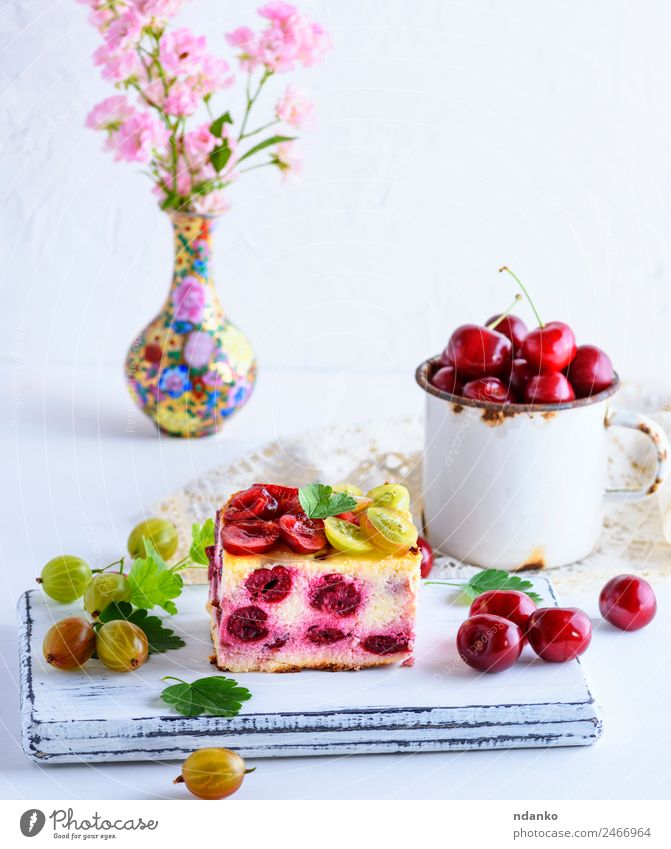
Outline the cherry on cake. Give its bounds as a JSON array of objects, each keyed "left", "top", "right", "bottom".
[{"left": 207, "top": 482, "right": 421, "bottom": 672}]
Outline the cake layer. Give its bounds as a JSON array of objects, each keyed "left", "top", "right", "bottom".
[
  {"left": 209, "top": 549, "right": 419, "bottom": 672},
  {"left": 208, "top": 485, "right": 422, "bottom": 673}
]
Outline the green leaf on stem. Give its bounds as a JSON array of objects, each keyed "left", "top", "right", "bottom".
[
  {"left": 209, "top": 140, "right": 232, "bottom": 173},
  {"left": 210, "top": 112, "right": 233, "bottom": 138},
  {"left": 237, "top": 134, "right": 295, "bottom": 165},
  {"left": 189, "top": 519, "right": 215, "bottom": 566},
  {"left": 127, "top": 540, "right": 183, "bottom": 614}
]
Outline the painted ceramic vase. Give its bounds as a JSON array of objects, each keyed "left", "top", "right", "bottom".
[{"left": 125, "top": 212, "right": 256, "bottom": 437}]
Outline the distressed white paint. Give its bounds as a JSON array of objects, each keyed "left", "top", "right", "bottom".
[
  {"left": 419, "top": 366, "right": 669, "bottom": 570},
  {"left": 19, "top": 577, "right": 601, "bottom": 764}
]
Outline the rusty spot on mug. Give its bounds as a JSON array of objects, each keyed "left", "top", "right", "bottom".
[
  {"left": 637, "top": 420, "right": 660, "bottom": 443},
  {"left": 451, "top": 402, "right": 464, "bottom": 414},
  {"left": 647, "top": 477, "right": 664, "bottom": 495},
  {"left": 513, "top": 547, "right": 546, "bottom": 572},
  {"left": 541, "top": 411, "right": 557, "bottom": 421}
]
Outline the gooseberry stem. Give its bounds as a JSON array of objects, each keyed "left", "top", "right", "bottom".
[
  {"left": 487, "top": 293, "right": 522, "bottom": 330},
  {"left": 92, "top": 556, "right": 125, "bottom": 575},
  {"left": 499, "top": 266, "right": 544, "bottom": 328}
]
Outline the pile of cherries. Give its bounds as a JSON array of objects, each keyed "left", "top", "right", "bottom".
[
  {"left": 430, "top": 267, "right": 615, "bottom": 404},
  {"left": 455, "top": 573, "right": 657, "bottom": 673},
  {"left": 221, "top": 484, "right": 328, "bottom": 556}
]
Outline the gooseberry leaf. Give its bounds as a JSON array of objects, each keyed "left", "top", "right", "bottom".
[
  {"left": 298, "top": 484, "right": 357, "bottom": 520},
  {"left": 127, "top": 548, "right": 183, "bottom": 614},
  {"left": 463, "top": 569, "right": 543, "bottom": 604},
  {"left": 161, "top": 676, "right": 252, "bottom": 717},
  {"left": 97, "top": 602, "right": 186, "bottom": 654},
  {"left": 189, "top": 519, "right": 215, "bottom": 566}
]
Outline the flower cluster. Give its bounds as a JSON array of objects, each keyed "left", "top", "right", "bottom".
[{"left": 81, "top": 1, "right": 330, "bottom": 214}]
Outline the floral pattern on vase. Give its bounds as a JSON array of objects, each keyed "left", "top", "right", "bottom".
[{"left": 125, "top": 212, "right": 255, "bottom": 437}]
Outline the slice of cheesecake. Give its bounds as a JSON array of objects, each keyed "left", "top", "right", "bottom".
[{"left": 207, "top": 483, "right": 421, "bottom": 673}]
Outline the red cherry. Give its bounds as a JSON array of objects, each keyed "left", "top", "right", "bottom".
[
  {"left": 261, "top": 484, "right": 300, "bottom": 514},
  {"left": 336, "top": 511, "right": 359, "bottom": 525},
  {"left": 564, "top": 345, "right": 614, "bottom": 398},
  {"left": 457, "top": 614, "right": 524, "bottom": 673},
  {"left": 417, "top": 536, "right": 435, "bottom": 578},
  {"left": 522, "top": 321, "right": 577, "bottom": 372},
  {"left": 469, "top": 590, "right": 537, "bottom": 635},
  {"left": 508, "top": 358, "right": 537, "bottom": 399},
  {"left": 485, "top": 313, "right": 528, "bottom": 351},
  {"left": 306, "top": 625, "right": 347, "bottom": 645},
  {"left": 462, "top": 377, "right": 509, "bottom": 403},
  {"left": 225, "top": 485, "right": 279, "bottom": 521},
  {"left": 443, "top": 325, "right": 513, "bottom": 378},
  {"left": 361, "top": 634, "right": 411, "bottom": 655},
  {"left": 310, "top": 574, "right": 362, "bottom": 617},
  {"left": 527, "top": 607, "right": 592, "bottom": 662},
  {"left": 226, "top": 605, "right": 269, "bottom": 642},
  {"left": 599, "top": 574, "right": 656, "bottom": 631},
  {"left": 524, "top": 372, "right": 575, "bottom": 404},
  {"left": 278, "top": 514, "right": 327, "bottom": 554},
  {"left": 431, "top": 365, "right": 463, "bottom": 395},
  {"left": 221, "top": 519, "right": 280, "bottom": 555},
  {"left": 245, "top": 565, "right": 293, "bottom": 603}
]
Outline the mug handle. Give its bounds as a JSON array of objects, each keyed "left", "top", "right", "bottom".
[{"left": 605, "top": 408, "right": 670, "bottom": 503}]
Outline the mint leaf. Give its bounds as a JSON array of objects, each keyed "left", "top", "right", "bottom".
[
  {"left": 189, "top": 518, "right": 215, "bottom": 566},
  {"left": 161, "top": 676, "right": 252, "bottom": 718},
  {"left": 127, "top": 550, "right": 183, "bottom": 614},
  {"left": 237, "top": 134, "right": 295, "bottom": 165},
  {"left": 98, "top": 602, "right": 186, "bottom": 654},
  {"left": 298, "top": 484, "right": 357, "bottom": 520}
]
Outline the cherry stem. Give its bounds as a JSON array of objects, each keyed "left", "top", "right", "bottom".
[
  {"left": 499, "top": 266, "right": 544, "bottom": 328},
  {"left": 486, "top": 294, "right": 522, "bottom": 330}
]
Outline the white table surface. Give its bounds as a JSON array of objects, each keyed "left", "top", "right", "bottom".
[{"left": 1, "top": 363, "right": 670, "bottom": 800}]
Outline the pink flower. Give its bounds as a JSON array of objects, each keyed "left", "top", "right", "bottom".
[
  {"left": 172, "top": 277, "right": 206, "bottom": 322},
  {"left": 192, "top": 191, "right": 231, "bottom": 216},
  {"left": 274, "top": 141, "right": 301, "bottom": 180},
  {"left": 132, "top": 0, "right": 185, "bottom": 22},
  {"left": 228, "top": 4, "right": 331, "bottom": 72},
  {"left": 186, "top": 54, "right": 234, "bottom": 97},
  {"left": 183, "top": 124, "right": 217, "bottom": 162},
  {"left": 159, "top": 27, "right": 207, "bottom": 75},
  {"left": 111, "top": 112, "right": 169, "bottom": 163},
  {"left": 85, "top": 95, "right": 134, "bottom": 130},
  {"left": 183, "top": 330, "right": 217, "bottom": 368},
  {"left": 103, "top": 9, "right": 144, "bottom": 50},
  {"left": 164, "top": 82, "right": 200, "bottom": 116},
  {"left": 275, "top": 84, "right": 314, "bottom": 127},
  {"left": 225, "top": 27, "right": 258, "bottom": 71},
  {"left": 93, "top": 42, "right": 141, "bottom": 82}
]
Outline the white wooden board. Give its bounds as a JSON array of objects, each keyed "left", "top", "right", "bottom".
[{"left": 18, "top": 577, "right": 602, "bottom": 764}]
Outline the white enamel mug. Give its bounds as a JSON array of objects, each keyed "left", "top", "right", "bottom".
[{"left": 416, "top": 358, "right": 670, "bottom": 570}]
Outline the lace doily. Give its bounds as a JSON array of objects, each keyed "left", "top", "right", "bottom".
[{"left": 153, "top": 384, "right": 671, "bottom": 593}]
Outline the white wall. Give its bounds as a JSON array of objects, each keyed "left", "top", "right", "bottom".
[{"left": 2, "top": 0, "right": 671, "bottom": 382}]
